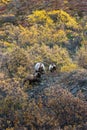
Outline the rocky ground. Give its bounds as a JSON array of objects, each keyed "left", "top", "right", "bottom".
[{"left": 24, "top": 69, "right": 87, "bottom": 101}]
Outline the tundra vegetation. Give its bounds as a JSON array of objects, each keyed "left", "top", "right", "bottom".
[{"left": 0, "top": 0, "right": 87, "bottom": 130}]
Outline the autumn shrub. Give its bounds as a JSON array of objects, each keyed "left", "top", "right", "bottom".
[
  {"left": 28, "top": 10, "right": 54, "bottom": 26},
  {"left": 1, "top": 38, "right": 79, "bottom": 75},
  {"left": 16, "top": 86, "right": 87, "bottom": 129},
  {"left": 61, "top": 63, "right": 78, "bottom": 72},
  {"left": 49, "top": 10, "right": 80, "bottom": 30},
  {"left": 0, "top": 78, "right": 28, "bottom": 129},
  {"left": 1, "top": 24, "right": 32, "bottom": 48},
  {"left": 18, "top": 24, "right": 68, "bottom": 47},
  {"left": 0, "top": 9, "right": 85, "bottom": 49},
  {"left": 28, "top": 10, "right": 80, "bottom": 30},
  {"left": 4, "top": 24, "right": 21, "bottom": 45},
  {"left": 0, "top": 2, "right": 87, "bottom": 130},
  {"left": 1, "top": 41, "right": 77, "bottom": 77},
  {"left": 48, "top": 45, "right": 78, "bottom": 72},
  {"left": 1, "top": 47, "right": 32, "bottom": 78},
  {"left": 0, "top": 80, "right": 87, "bottom": 129},
  {"left": 26, "top": 9, "right": 82, "bottom": 48},
  {"left": 1, "top": 10, "right": 82, "bottom": 50},
  {"left": 18, "top": 25, "right": 40, "bottom": 46},
  {"left": 44, "top": 85, "right": 87, "bottom": 128},
  {"left": 27, "top": 44, "right": 77, "bottom": 72},
  {"left": 77, "top": 46, "right": 87, "bottom": 69},
  {"left": 0, "top": 0, "right": 11, "bottom": 4},
  {"left": 63, "top": 123, "right": 87, "bottom": 130},
  {"left": 6, "top": 128, "right": 14, "bottom": 130}
]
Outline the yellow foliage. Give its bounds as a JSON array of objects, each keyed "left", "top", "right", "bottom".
[
  {"left": 61, "top": 63, "right": 78, "bottom": 72},
  {"left": 0, "top": 0, "right": 11, "bottom": 4},
  {"left": 28, "top": 10, "right": 54, "bottom": 26},
  {"left": 2, "top": 10, "right": 81, "bottom": 48},
  {"left": 64, "top": 0, "right": 68, "bottom": 4},
  {"left": 27, "top": 43, "right": 74, "bottom": 72},
  {"left": 81, "top": 40, "right": 87, "bottom": 45},
  {"left": 48, "top": 10, "right": 79, "bottom": 29},
  {"left": 19, "top": 24, "right": 40, "bottom": 45},
  {"left": 49, "top": 45, "right": 71, "bottom": 64},
  {"left": 6, "top": 128, "right": 14, "bottom": 130},
  {"left": 53, "top": 29, "right": 68, "bottom": 43},
  {"left": 77, "top": 46, "right": 87, "bottom": 69},
  {"left": 27, "top": 9, "right": 80, "bottom": 43},
  {"left": 4, "top": 41, "right": 13, "bottom": 47}
]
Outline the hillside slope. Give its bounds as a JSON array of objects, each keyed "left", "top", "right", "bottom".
[
  {"left": 0, "top": 0, "right": 87, "bottom": 16},
  {"left": 0, "top": 0, "right": 87, "bottom": 130}
]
